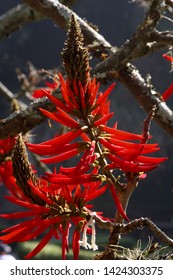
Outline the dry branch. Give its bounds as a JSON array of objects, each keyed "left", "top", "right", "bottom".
[
  {"left": 0, "top": 4, "right": 44, "bottom": 41},
  {"left": 92, "top": 0, "right": 173, "bottom": 74},
  {"left": 0, "top": 97, "right": 52, "bottom": 138},
  {"left": 118, "top": 64, "right": 173, "bottom": 137},
  {"left": 1, "top": 0, "right": 173, "bottom": 139},
  {"left": 0, "top": 1, "right": 78, "bottom": 41},
  {"left": 0, "top": 82, "right": 26, "bottom": 109},
  {"left": 94, "top": 215, "right": 173, "bottom": 247},
  {"left": 23, "top": 0, "right": 113, "bottom": 50}
]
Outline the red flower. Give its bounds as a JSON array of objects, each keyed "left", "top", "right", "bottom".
[
  {"left": 0, "top": 137, "right": 15, "bottom": 156},
  {"left": 72, "top": 228, "right": 81, "bottom": 260},
  {"left": 0, "top": 165, "right": 107, "bottom": 259},
  {"left": 99, "top": 132, "right": 167, "bottom": 174},
  {"left": 162, "top": 54, "right": 173, "bottom": 100},
  {"left": 162, "top": 54, "right": 173, "bottom": 63},
  {"left": 27, "top": 129, "right": 88, "bottom": 163},
  {"left": 32, "top": 81, "right": 58, "bottom": 98},
  {"left": 36, "top": 73, "right": 115, "bottom": 125},
  {"left": 0, "top": 161, "right": 22, "bottom": 197},
  {"left": 109, "top": 185, "right": 129, "bottom": 221},
  {"left": 0, "top": 136, "right": 16, "bottom": 189},
  {"left": 162, "top": 83, "right": 173, "bottom": 101},
  {"left": 28, "top": 72, "right": 167, "bottom": 224}
]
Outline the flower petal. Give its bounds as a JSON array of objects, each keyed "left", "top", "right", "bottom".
[
  {"left": 109, "top": 185, "right": 129, "bottom": 221},
  {"left": 27, "top": 129, "right": 84, "bottom": 152},
  {"left": 42, "top": 90, "right": 71, "bottom": 113},
  {"left": 72, "top": 229, "right": 80, "bottom": 260},
  {"left": 93, "top": 113, "right": 114, "bottom": 126},
  {"left": 101, "top": 125, "right": 144, "bottom": 140},
  {"left": 96, "top": 83, "right": 115, "bottom": 107},
  {"left": 162, "top": 83, "right": 173, "bottom": 101},
  {"left": 41, "top": 148, "right": 81, "bottom": 164},
  {"left": 163, "top": 54, "right": 173, "bottom": 62},
  {"left": 4, "top": 195, "right": 49, "bottom": 212},
  {"left": 24, "top": 227, "right": 54, "bottom": 259}
]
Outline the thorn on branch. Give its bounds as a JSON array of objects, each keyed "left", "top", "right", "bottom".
[
  {"left": 93, "top": 215, "right": 173, "bottom": 247},
  {"left": 141, "top": 105, "right": 157, "bottom": 144}
]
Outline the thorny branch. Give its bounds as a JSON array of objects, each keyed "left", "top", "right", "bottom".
[
  {"left": 93, "top": 215, "right": 173, "bottom": 247},
  {"left": 23, "top": 0, "right": 113, "bottom": 50},
  {"left": 0, "top": 1, "right": 78, "bottom": 41},
  {"left": 118, "top": 64, "right": 173, "bottom": 138},
  {"left": 92, "top": 0, "right": 173, "bottom": 74},
  {"left": 1, "top": 0, "right": 173, "bottom": 139},
  {"left": 0, "top": 82, "right": 26, "bottom": 109},
  {"left": 0, "top": 96, "right": 54, "bottom": 138},
  {"left": 0, "top": 4, "right": 44, "bottom": 41}
]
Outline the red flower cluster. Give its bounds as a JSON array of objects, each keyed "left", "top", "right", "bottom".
[
  {"left": 162, "top": 54, "right": 173, "bottom": 101},
  {"left": 0, "top": 137, "right": 15, "bottom": 156},
  {"left": 0, "top": 171, "right": 106, "bottom": 259},
  {"left": 27, "top": 73, "right": 166, "bottom": 222},
  {"left": 0, "top": 16, "right": 168, "bottom": 260},
  {"left": 0, "top": 73, "right": 167, "bottom": 260},
  {"left": 0, "top": 137, "right": 15, "bottom": 188},
  {"left": 0, "top": 135, "right": 107, "bottom": 259}
]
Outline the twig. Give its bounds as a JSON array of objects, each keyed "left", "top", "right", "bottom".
[
  {"left": 118, "top": 64, "right": 173, "bottom": 138},
  {"left": 0, "top": 4, "right": 44, "bottom": 41},
  {"left": 150, "top": 30, "right": 173, "bottom": 45},
  {"left": 93, "top": 215, "right": 173, "bottom": 247},
  {"left": 0, "top": 1, "right": 78, "bottom": 41},
  {"left": 92, "top": 0, "right": 172, "bottom": 75},
  {"left": 1, "top": 0, "right": 173, "bottom": 140},
  {"left": 23, "top": 0, "right": 173, "bottom": 138},
  {"left": 0, "top": 82, "right": 26, "bottom": 109},
  {"left": 0, "top": 96, "right": 54, "bottom": 139},
  {"left": 124, "top": 218, "right": 173, "bottom": 247},
  {"left": 141, "top": 105, "right": 157, "bottom": 144},
  {"left": 166, "top": 0, "right": 173, "bottom": 9},
  {"left": 0, "top": 82, "right": 16, "bottom": 102},
  {"left": 23, "top": 0, "right": 113, "bottom": 51}
]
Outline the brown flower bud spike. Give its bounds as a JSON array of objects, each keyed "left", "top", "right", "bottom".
[{"left": 12, "top": 134, "right": 44, "bottom": 205}]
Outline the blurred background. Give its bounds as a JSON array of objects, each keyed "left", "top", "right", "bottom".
[{"left": 0, "top": 0, "right": 173, "bottom": 259}]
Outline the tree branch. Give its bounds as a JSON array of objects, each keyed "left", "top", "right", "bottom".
[
  {"left": 92, "top": 0, "right": 171, "bottom": 74},
  {"left": 23, "top": 0, "right": 172, "bottom": 72},
  {"left": 23, "top": 0, "right": 113, "bottom": 51},
  {"left": 94, "top": 215, "right": 173, "bottom": 247},
  {"left": 0, "top": 82, "right": 26, "bottom": 109},
  {"left": 118, "top": 64, "right": 173, "bottom": 138},
  {"left": 0, "top": 1, "right": 79, "bottom": 41},
  {"left": 0, "top": 4, "right": 44, "bottom": 41},
  {"left": 1, "top": 0, "right": 173, "bottom": 140},
  {"left": 151, "top": 30, "right": 173, "bottom": 45},
  {"left": 0, "top": 97, "right": 53, "bottom": 138},
  {"left": 0, "top": 82, "right": 17, "bottom": 102}
]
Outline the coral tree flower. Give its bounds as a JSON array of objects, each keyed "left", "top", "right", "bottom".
[
  {"left": 99, "top": 134, "right": 166, "bottom": 173},
  {"left": 162, "top": 83, "right": 173, "bottom": 101},
  {"left": 0, "top": 137, "right": 15, "bottom": 156},
  {"left": 0, "top": 178, "right": 106, "bottom": 260},
  {"left": 0, "top": 135, "right": 106, "bottom": 260},
  {"left": 162, "top": 54, "right": 173, "bottom": 63},
  {"left": 0, "top": 136, "right": 16, "bottom": 187},
  {"left": 0, "top": 15, "right": 168, "bottom": 260},
  {"left": 32, "top": 81, "right": 58, "bottom": 98},
  {"left": 162, "top": 54, "right": 173, "bottom": 100},
  {"left": 27, "top": 16, "right": 166, "bottom": 224}
]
